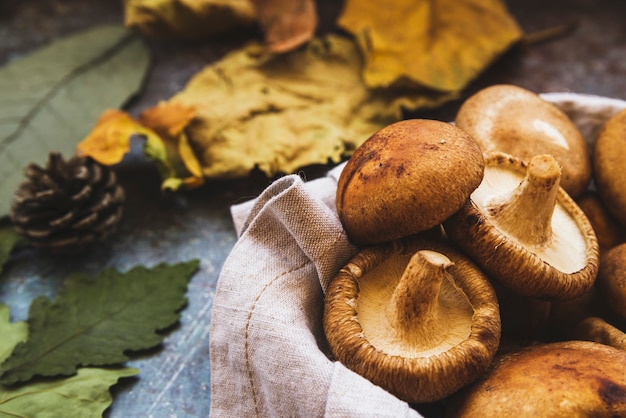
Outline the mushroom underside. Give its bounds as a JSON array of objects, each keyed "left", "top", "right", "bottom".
[{"left": 323, "top": 239, "right": 500, "bottom": 404}]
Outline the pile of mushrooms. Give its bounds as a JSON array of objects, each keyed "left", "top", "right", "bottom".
[{"left": 323, "top": 86, "right": 626, "bottom": 415}]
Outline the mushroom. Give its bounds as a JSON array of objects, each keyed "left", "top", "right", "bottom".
[
  {"left": 336, "top": 119, "right": 484, "bottom": 246},
  {"left": 576, "top": 191, "right": 626, "bottom": 254},
  {"left": 323, "top": 237, "right": 500, "bottom": 404},
  {"left": 494, "top": 282, "right": 551, "bottom": 341},
  {"left": 576, "top": 316, "right": 626, "bottom": 351},
  {"left": 593, "top": 108, "right": 626, "bottom": 228},
  {"left": 548, "top": 286, "right": 600, "bottom": 340},
  {"left": 455, "top": 84, "right": 591, "bottom": 198},
  {"left": 595, "top": 242, "right": 626, "bottom": 321},
  {"left": 443, "top": 152, "right": 599, "bottom": 300},
  {"left": 447, "top": 340, "right": 626, "bottom": 417}
]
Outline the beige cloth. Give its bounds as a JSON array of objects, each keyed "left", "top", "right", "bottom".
[{"left": 209, "top": 93, "right": 626, "bottom": 417}]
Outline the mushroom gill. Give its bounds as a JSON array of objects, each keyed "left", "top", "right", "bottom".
[
  {"left": 358, "top": 250, "right": 473, "bottom": 357},
  {"left": 444, "top": 152, "right": 599, "bottom": 300},
  {"left": 472, "top": 154, "right": 587, "bottom": 273},
  {"left": 323, "top": 238, "right": 501, "bottom": 404}
]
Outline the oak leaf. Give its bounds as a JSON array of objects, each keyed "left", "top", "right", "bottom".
[
  {"left": 0, "top": 260, "right": 200, "bottom": 385},
  {"left": 338, "top": 0, "right": 523, "bottom": 91},
  {"left": 169, "top": 35, "right": 457, "bottom": 179},
  {"left": 250, "top": 0, "right": 318, "bottom": 53},
  {"left": 123, "top": 0, "right": 256, "bottom": 40}
]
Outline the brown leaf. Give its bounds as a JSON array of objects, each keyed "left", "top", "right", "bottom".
[
  {"left": 249, "top": 0, "right": 318, "bottom": 53},
  {"left": 338, "top": 0, "right": 523, "bottom": 91},
  {"left": 123, "top": 0, "right": 256, "bottom": 40},
  {"left": 168, "top": 35, "right": 457, "bottom": 179}
]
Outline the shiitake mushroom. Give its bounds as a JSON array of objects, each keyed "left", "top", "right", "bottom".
[
  {"left": 593, "top": 108, "right": 626, "bottom": 228},
  {"left": 336, "top": 118, "right": 484, "bottom": 246},
  {"left": 455, "top": 84, "right": 592, "bottom": 198}
]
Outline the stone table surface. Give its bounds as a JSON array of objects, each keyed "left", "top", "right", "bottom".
[{"left": 0, "top": 0, "right": 625, "bottom": 417}]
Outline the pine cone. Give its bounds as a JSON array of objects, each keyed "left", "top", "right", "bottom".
[{"left": 10, "top": 152, "right": 125, "bottom": 254}]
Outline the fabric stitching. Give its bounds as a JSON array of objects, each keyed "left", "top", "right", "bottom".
[{"left": 244, "top": 260, "right": 311, "bottom": 417}]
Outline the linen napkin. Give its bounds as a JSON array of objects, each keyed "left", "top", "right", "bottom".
[{"left": 209, "top": 93, "right": 626, "bottom": 417}]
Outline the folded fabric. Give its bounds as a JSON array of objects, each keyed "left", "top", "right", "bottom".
[{"left": 209, "top": 93, "right": 626, "bottom": 417}]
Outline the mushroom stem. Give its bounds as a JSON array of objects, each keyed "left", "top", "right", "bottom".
[
  {"left": 386, "top": 250, "right": 454, "bottom": 338},
  {"left": 486, "top": 154, "right": 561, "bottom": 247}
]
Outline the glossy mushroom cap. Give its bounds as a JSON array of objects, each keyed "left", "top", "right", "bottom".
[
  {"left": 447, "top": 340, "right": 626, "bottom": 417},
  {"left": 444, "top": 152, "right": 599, "bottom": 300},
  {"left": 336, "top": 119, "right": 484, "bottom": 246},
  {"left": 455, "top": 84, "right": 591, "bottom": 198},
  {"left": 323, "top": 238, "right": 500, "bottom": 404}
]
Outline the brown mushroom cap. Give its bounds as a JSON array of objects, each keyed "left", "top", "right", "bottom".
[
  {"left": 593, "top": 108, "right": 626, "bottom": 228},
  {"left": 596, "top": 242, "right": 626, "bottom": 321},
  {"left": 323, "top": 237, "right": 500, "bottom": 404},
  {"left": 336, "top": 119, "right": 484, "bottom": 246},
  {"left": 455, "top": 84, "right": 591, "bottom": 198},
  {"left": 447, "top": 340, "right": 626, "bottom": 417},
  {"left": 575, "top": 316, "right": 626, "bottom": 351},
  {"left": 548, "top": 286, "right": 599, "bottom": 340},
  {"left": 576, "top": 191, "right": 626, "bottom": 254},
  {"left": 443, "top": 152, "right": 599, "bottom": 300}
]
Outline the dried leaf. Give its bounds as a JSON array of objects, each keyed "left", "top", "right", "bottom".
[
  {"left": 0, "top": 367, "right": 138, "bottom": 418},
  {"left": 0, "top": 25, "right": 150, "bottom": 217},
  {"left": 139, "top": 102, "right": 204, "bottom": 189},
  {"left": 138, "top": 101, "right": 197, "bottom": 139},
  {"left": 0, "top": 305, "right": 27, "bottom": 364},
  {"left": 0, "top": 260, "right": 200, "bottom": 385},
  {"left": 124, "top": 0, "right": 256, "bottom": 40},
  {"left": 77, "top": 103, "right": 204, "bottom": 191},
  {"left": 250, "top": 0, "right": 318, "bottom": 52},
  {"left": 338, "top": 0, "right": 523, "bottom": 91},
  {"left": 170, "top": 35, "right": 457, "bottom": 179},
  {"left": 76, "top": 109, "right": 149, "bottom": 165}
]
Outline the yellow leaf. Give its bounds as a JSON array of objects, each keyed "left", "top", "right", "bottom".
[
  {"left": 76, "top": 109, "right": 149, "bottom": 165},
  {"left": 123, "top": 0, "right": 256, "bottom": 40},
  {"left": 177, "top": 132, "right": 204, "bottom": 179},
  {"left": 138, "top": 102, "right": 204, "bottom": 190},
  {"left": 77, "top": 106, "right": 203, "bottom": 191},
  {"left": 169, "top": 35, "right": 457, "bottom": 179},
  {"left": 138, "top": 101, "right": 197, "bottom": 139},
  {"left": 338, "top": 0, "right": 523, "bottom": 91}
]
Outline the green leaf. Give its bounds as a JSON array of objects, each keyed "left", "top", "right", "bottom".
[
  {"left": 0, "top": 305, "right": 27, "bottom": 364},
  {"left": 0, "top": 367, "right": 139, "bottom": 418},
  {"left": 0, "top": 25, "right": 151, "bottom": 217},
  {"left": 0, "top": 260, "right": 200, "bottom": 385},
  {"left": 0, "top": 219, "right": 23, "bottom": 277}
]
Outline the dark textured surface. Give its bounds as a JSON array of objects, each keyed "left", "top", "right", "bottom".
[{"left": 1, "top": 1, "right": 625, "bottom": 417}]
